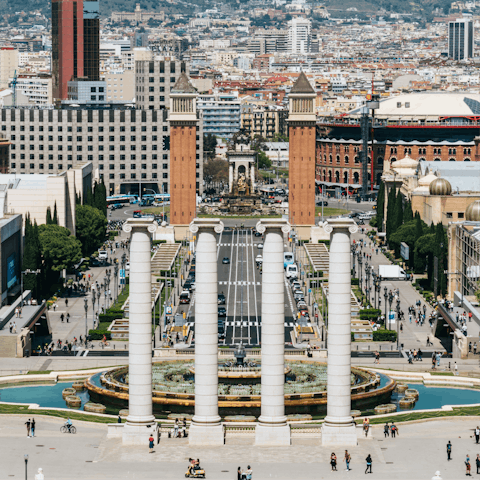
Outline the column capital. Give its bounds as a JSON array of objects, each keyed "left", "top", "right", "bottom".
[
  {"left": 123, "top": 217, "right": 157, "bottom": 234},
  {"left": 189, "top": 218, "right": 224, "bottom": 235},
  {"left": 255, "top": 218, "right": 291, "bottom": 235},
  {"left": 324, "top": 218, "right": 358, "bottom": 235}
]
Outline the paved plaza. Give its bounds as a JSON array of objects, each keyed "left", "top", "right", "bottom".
[{"left": 1, "top": 415, "right": 478, "bottom": 479}]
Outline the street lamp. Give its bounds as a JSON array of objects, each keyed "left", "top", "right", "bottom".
[
  {"left": 351, "top": 244, "right": 357, "bottom": 279},
  {"left": 358, "top": 255, "right": 363, "bottom": 293},
  {"left": 24, "top": 454, "right": 28, "bottom": 480},
  {"left": 121, "top": 253, "right": 127, "bottom": 291},
  {"left": 388, "top": 292, "right": 394, "bottom": 330},
  {"left": 384, "top": 286, "right": 388, "bottom": 327},
  {"left": 396, "top": 297, "right": 401, "bottom": 350},
  {"left": 84, "top": 297, "right": 88, "bottom": 343},
  {"left": 96, "top": 289, "right": 101, "bottom": 326},
  {"left": 103, "top": 276, "right": 108, "bottom": 314},
  {"left": 91, "top": 292, "right": 96, "bottom": 330},
  {"left": 114, "top": 264, "right": 119, "bottom": 302}
]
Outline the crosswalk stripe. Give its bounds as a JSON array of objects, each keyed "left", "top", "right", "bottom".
[
  {"left": 224, "top": 321, "right": 298, "bottom": 327},
  {"left": 218, "top": 281, "right": 261, "bottom": 286}
]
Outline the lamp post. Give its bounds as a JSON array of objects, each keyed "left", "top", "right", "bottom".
[
  {"left": 384, "top": 286, "right": 388, "bottom": 327},
  {"left": 358, "top": 255, "right": 363, "bottom": 293},
  {"left": 84, "top": 297, "right": 88, "bottom": 343},
  {"left": 121, "top": 253, "right": 127, "bottom": 292},
  {"left": 91, "top": 293, "right": 96, "bottom": 330},
  {"left": 103, "top": 276, "right": 108, "bottom": 314},
  {"left": 388, "top": 292, "right": 394, "bottom": 331},
  {"left": 114, "top": 264, "right": 119, "bottom": 302},
  {"left": 396, "top": 297, "right": 401, "bottom": 350},
  {"left": 24, "top": 454, "right": 28, "bottom": 480},
  {"left": 96, "top": 289, "right": 101, "bottom": 326},
  {"left": 351, "top": 244, "right": 357, "bottom": 279}
]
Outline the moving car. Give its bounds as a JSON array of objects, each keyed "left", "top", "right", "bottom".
[
  {"left": 179, "top": 291, "right": 190, "bottom": 304},
  {"left": 286, "top": 264, "right": 298, "bottom": 279},
  {"left": 218, "top": 307, "right": 227, "bottom": 318},
  {"left": 222, "top": 257, "right": 230, "bottom": 264},
  {"left": 316, "top": 200, "right": 329, "bottom": 207},
  {"left": 98, "top": 250, "right": 108, "bottom": 260},
  {"left": 257, "top": 243, "right": 264, "bottom": 249},
  {"left": 218, "top": 293, "right": 226, "bottom": 305}
]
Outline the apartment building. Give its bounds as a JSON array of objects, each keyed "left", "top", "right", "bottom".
[
  {"left": 241, "top": 104, "right": 288, "bottom": 140},
  {"left": 104, "top": 72, "right": 135, "bottom": 102},
  {"left": 135, "top": 58, "right": 188, "bottom": 110},
  {"left": 197, "top": 93, "right": 241, "bottom": 139},
  {"left": 14, "top": 75, "right": 52, "bottom": 105},
  {"left": 0, "top": 107, "right": 203, "bottom": 197}
]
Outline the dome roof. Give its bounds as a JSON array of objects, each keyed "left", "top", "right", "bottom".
[
  {"left": 429, "top": 177, "right": 452, "bottom": 196},
  {"left": 391, "top": 153, "right": 418, "bottom": 171},
  {"left": 418, "top": 172, "right": 437, "bottom": 187},
  {"left": 466, "top": 200, "right": 480, "bottom": 221}
]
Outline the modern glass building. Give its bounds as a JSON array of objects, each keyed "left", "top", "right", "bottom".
[
  {"left": 197, "top": 94, "right": 241, "bottom": 139},
  {"left": 448, "top": 15, "right": 474, "bottom": 61}
]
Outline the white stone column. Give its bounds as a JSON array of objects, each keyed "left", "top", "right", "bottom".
[
  {"left": 251, "top": 164, "right": 255, "bottom": 189},
  {"left": 189, "top": 218, "right": 225, "bottom": 445},
  {"left": 229, "top": 164, "right": 234, "bottom": 193},
  {"left": 122, "top": 218, "right": 157, "bottom": 445},
  {"left": 322, "top": 217, "right": 358, "bottom": 446},
  {"left": 255, "top": 218, "right": 291, "bottom": 446}
]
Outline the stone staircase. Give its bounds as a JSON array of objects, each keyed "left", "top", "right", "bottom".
[
  {"left": 304, "top": 243, "right": 329, "bottom": 275},
  {"left": 0, "top": 336, "right": 17, "bottom": 357}
]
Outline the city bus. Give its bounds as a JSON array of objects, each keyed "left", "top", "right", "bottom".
[
  {"left": 284, "top": 252, "right": 294, "bottom": 269},
  {"left": 107, "top": 194, "right": 138, "bottom": 206}
]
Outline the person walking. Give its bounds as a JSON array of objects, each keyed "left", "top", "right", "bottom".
[
  {"left": 344, "top": 450, "right": 351, "bottom": 471},
  {"left": 237, "top": 467, "right": 243, "bottom": 480},
  {"left": 446, "top": 441, "right": 452, "bottom": 461},
  {"left": 391, "top": 422, "right": 397, "bottom": 438},
  {"left": 174, "top": 418, "right": 179, "bottom": 438},
  {"left": 148, "top": 434, "right": 154, "bottom": 453},
  {"left": 31, "top": 418, "right": 35, "bottom": 437},
  {"left": 476, "top": 454, "right": 480, "bottom": 474},
  {"left": 466, "top": 454, "right": 472, "bottom": 476},
  {"left": 330, "top": 453, "right": 337, "bottom": 471},
  {"left": 245, "top": 466, "right": 252, "bottom": 480},
  {"left": 365, "top": 454, "right": 372, "bottom": 474},
  {"left": 475, "top": 426, "right": 480, "bottom": 444},
  {"left": 384, "top": 422, "right": 389, "bottom": 438},
  {"left": 65, "top": 298, "right": 68, "bottom": 307},
  {"left": 25, "top": 419, "right": 31, "bottom": 437},
  {"left": 66, "top": 313, "right": 70, "bottom": 323},
  {"left": 60, "top": 313, "right": 64, "bottom": 323}
]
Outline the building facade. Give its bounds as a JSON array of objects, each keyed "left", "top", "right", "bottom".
[
  {"left": 13, "top": 75, "right": 52, "bottom": 105},
  {"left": 135, "top": 58, "right": 188, "bottom": 111},
  {"left": 448, "top": 15, "right": 474, "bottom": 61},
  {"left": 0, "top": 47, "right": 18, "bottom": 90},
  {"left": 287, "top": 18, "right": 311, "bottom": 54},
  {"left": 111, "top": 3, "right": 165, "bottom": 23},
  {"left": 0, "top": 107, "right": 203, "bottom": 197},
  {"left": 197, "top": 93, "right": 241, "bottom": 139},
  {"left": 241, "top": 105, "right": 288, "bottom": 140}
]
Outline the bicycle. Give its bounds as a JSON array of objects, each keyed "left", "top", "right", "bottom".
[
  {"left": 98, "top": 341, "right": 110, "bottom": 349},
  {"left": 60, "top": 424, "right": 76, "bottom": 434},
  {"left": 84, "top": 340, "right": 94, "bottom": 349}
]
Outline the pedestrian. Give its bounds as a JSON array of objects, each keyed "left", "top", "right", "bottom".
[
  {"left": 466, "top": 454, "right": 472, "bottom": 476},
  {"left": 390, "top": 422, "right": 397, "bottom": 438},
  {"left": 344, "top": 450, "right": 351, "bottom": 471},
  {"left": 65, "top": 298, "right": 68, "bottom": 307},
  {"left": 330, "top": 452, "right": 337, "bottom": 471},
  {"left": 365, "top": 454, "right": 372, "bottom": 474},
  {"left": 245, "top": 466, "right": 252, "bottom": 480},
  {"left": 417, "top": 348, "right": 423, "bottom": 361},
  {"left": 31, "top": 418, "right": 35, "bottom": 437},
  {"left": 426, "top": 336, "right": 431, "bottom": 346},
  {"left": 60, "top": 313, "right": 64, "bottom": 323},
  {"left": 9, "top": 322, "right": 12, "bottom": 333},
  {"left": 174, "top": 418, "right": 179, "bottom": 438},
  {"left": 409, "top": 314, "right": 412, "bottom": 324},
  {"left": 475, "top": 343, "right": 478, "bottom": 355},
  {"left": 384, "top": 422, "right": 389, "bottom": 438},
  {"left": 432, "top": 354, "right": 436, "bottom": 370},
  {"left": 374, "top": 351, "right": 380, "bottom": 364},
  {"left": 15, "top": 307, "right": 19, "bottom": 318},
  {"left": 25, "top": 419, "right": 31, "bottom": 437},
  {"left": 117, "top": 415, "right": 121, "bottom": 424},
  {"left": 476, "top": 454, "right": 480, "bottom": 474},
  {"left": 475, "top": 426, "right": 480, "bottom": 444},
  {"left": 447, "top": 441, "right": 452, "bottom": 461},
  {"left": 66, "top": 313, "right": 70, "bottom": 323},
  {"left": 148, "top": 434, "right": 154, "bottom": 453}
]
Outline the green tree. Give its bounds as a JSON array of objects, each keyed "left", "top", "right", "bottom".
[
  {"left": 434, "top": 223, "right": 448, "bottom": 296},
  {"left": 385, "top": 183, "right": 396, "bottom": 242},
  {"left": 76, "top": 204, "right": 107, "bottom": 256},
  {"left": 52, "top": 202, "right": 58, "bottom": 225},
  {"left": 46, "top": 207, "right": 53, "bottom": 225},
  {"left": 83, "top": 186, "right": 93, "bottom": 207},
  {"left": 389, "top": 220, "right": 416, "bottom": 268},
  {"left": 203, "top": 134, "right": 217, "bottom": 159},
  {"left": 203, "top": 158, "right": 229, "bottom": 187},
  {"left": 38, "top": 224, "right": 82, "bottom": 272},
  {"left": 376, "top": 182, "right": 385, "bottom": 231},
  {"left": 393, "top": 191, "right": 403, "bottom": 232},
  {"left": 403, "top": 200, "right": 413, "bottom": 224},
  {"left": 415, "top": 233, "right": 436, "bottom": 289},
  {"left": 93, "top": 181, "right": 107, "bottom": 216},
  {"left": 257, "top": 150, "right": 272, "bottom": 169}
]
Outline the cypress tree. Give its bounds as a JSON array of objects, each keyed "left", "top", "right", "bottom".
[
  {"left": 403, "top": 200, "right": 413, "bottom": 224},
  {"left": 376, "top": 182, "right": 385, "bottom": 231},
  {"left": 435, "top": 223, "right": 448, "bottom": 297},
  {"left": 394, "top": 192, "right": 403, "bottom": 230},
  {"left": 22, "top": 214, "right": 39, "bottom": 296},
  {"left": 46, "top": 207, "right": 52, "bottom": 225},
  {"left": 414, "top": 215, "right": 425, "bottom": 274},
  {"left": 53, "top": 202, "right": 58, "bottom": 225},
  {"left": 386, "top": 183, "right": 396, "bottom": 242}
]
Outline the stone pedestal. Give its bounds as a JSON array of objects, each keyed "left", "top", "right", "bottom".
[
  {"left": 255, "top": 219, "right": 291, "bottom": 446},
  {"left": 321, "top": 218, "right": 358, "bottom": 447},
  {"left": 189, "top": 218, "right": 225, "bottom": 445},
  {"left": 122, "top": 218, "right": 158, "bottom": 445}
]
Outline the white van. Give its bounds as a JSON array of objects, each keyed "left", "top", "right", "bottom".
[{"left": 286, "top": 264, "right": 298, "bottom": 279}]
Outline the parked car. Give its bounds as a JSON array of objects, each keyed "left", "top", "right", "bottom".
[
  {"left": 222, "top": 257, "right": 230, "bottom": 264},
  {"left": 257, "top": 244, "right": 264, "bottom": 250},
  {"left": 316, "top": 200, "right": 329, "bottom": 207},
  {"left": 218, "top": 307, "right": 227, "bottom": 318},
  {"left": 98, "top": 250, "right": 108, "bottom": 260},
  {"left": 218, "top": 293, "right": 226, "bottom": 305},
  {"left": 179, "top": 291, "right": 190, "bottom": 304}
]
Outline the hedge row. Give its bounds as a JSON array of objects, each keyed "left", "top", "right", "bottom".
[
  {"left": 372, "top": 330, "right": 397, "bottom": 342},
  {"left": 88, "top": 330, "right": 112, "bottom": 340}
]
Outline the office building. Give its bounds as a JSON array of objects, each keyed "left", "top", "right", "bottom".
[
  {"left": 197, "top": 93, "right": 241, "bottom": 139},
  {"left": 287, "top": 18, "right": 311, "bottom": 54},
  {"left": 135, "top": 58, "right": 188, "bottom": 110},
  {"left": 1, "top": 108, "right": 203, "bottom": 197},
  {"left": 13, "top": 74, "right": 53, "bottom": 105},
  {"left": 448, "top": 15, "right": 474, "bottom": 60},
  {"left": 0, "top": 47, "right": 18, "bottom": 90},
  {"left": 52, "top": 0, "right": 100, "bottom": 102}
]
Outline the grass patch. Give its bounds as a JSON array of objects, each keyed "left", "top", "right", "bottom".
[
  {"left": 142, "top": 206, "right": 170, "bottom": 215},
  {"left": 367, "top": 405, "right": 480, "bottom": 424},
  {"left": 315, "top": 207, "right": 349, "bottom": 217},
  {"left": 430, "top": 372, "right": 454, "bottom": 376}
]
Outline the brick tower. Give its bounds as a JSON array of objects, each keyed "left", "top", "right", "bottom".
[
  {"left": 169, "top": 73, "right": 198, "bottom": 233},
  {"left": 288, "top": 72, "right": 316, "bottom": 232}
]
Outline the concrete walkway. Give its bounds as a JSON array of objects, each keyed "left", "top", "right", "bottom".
[{"left": 1, "top": 414, "right": 479, "bottom": 479}]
